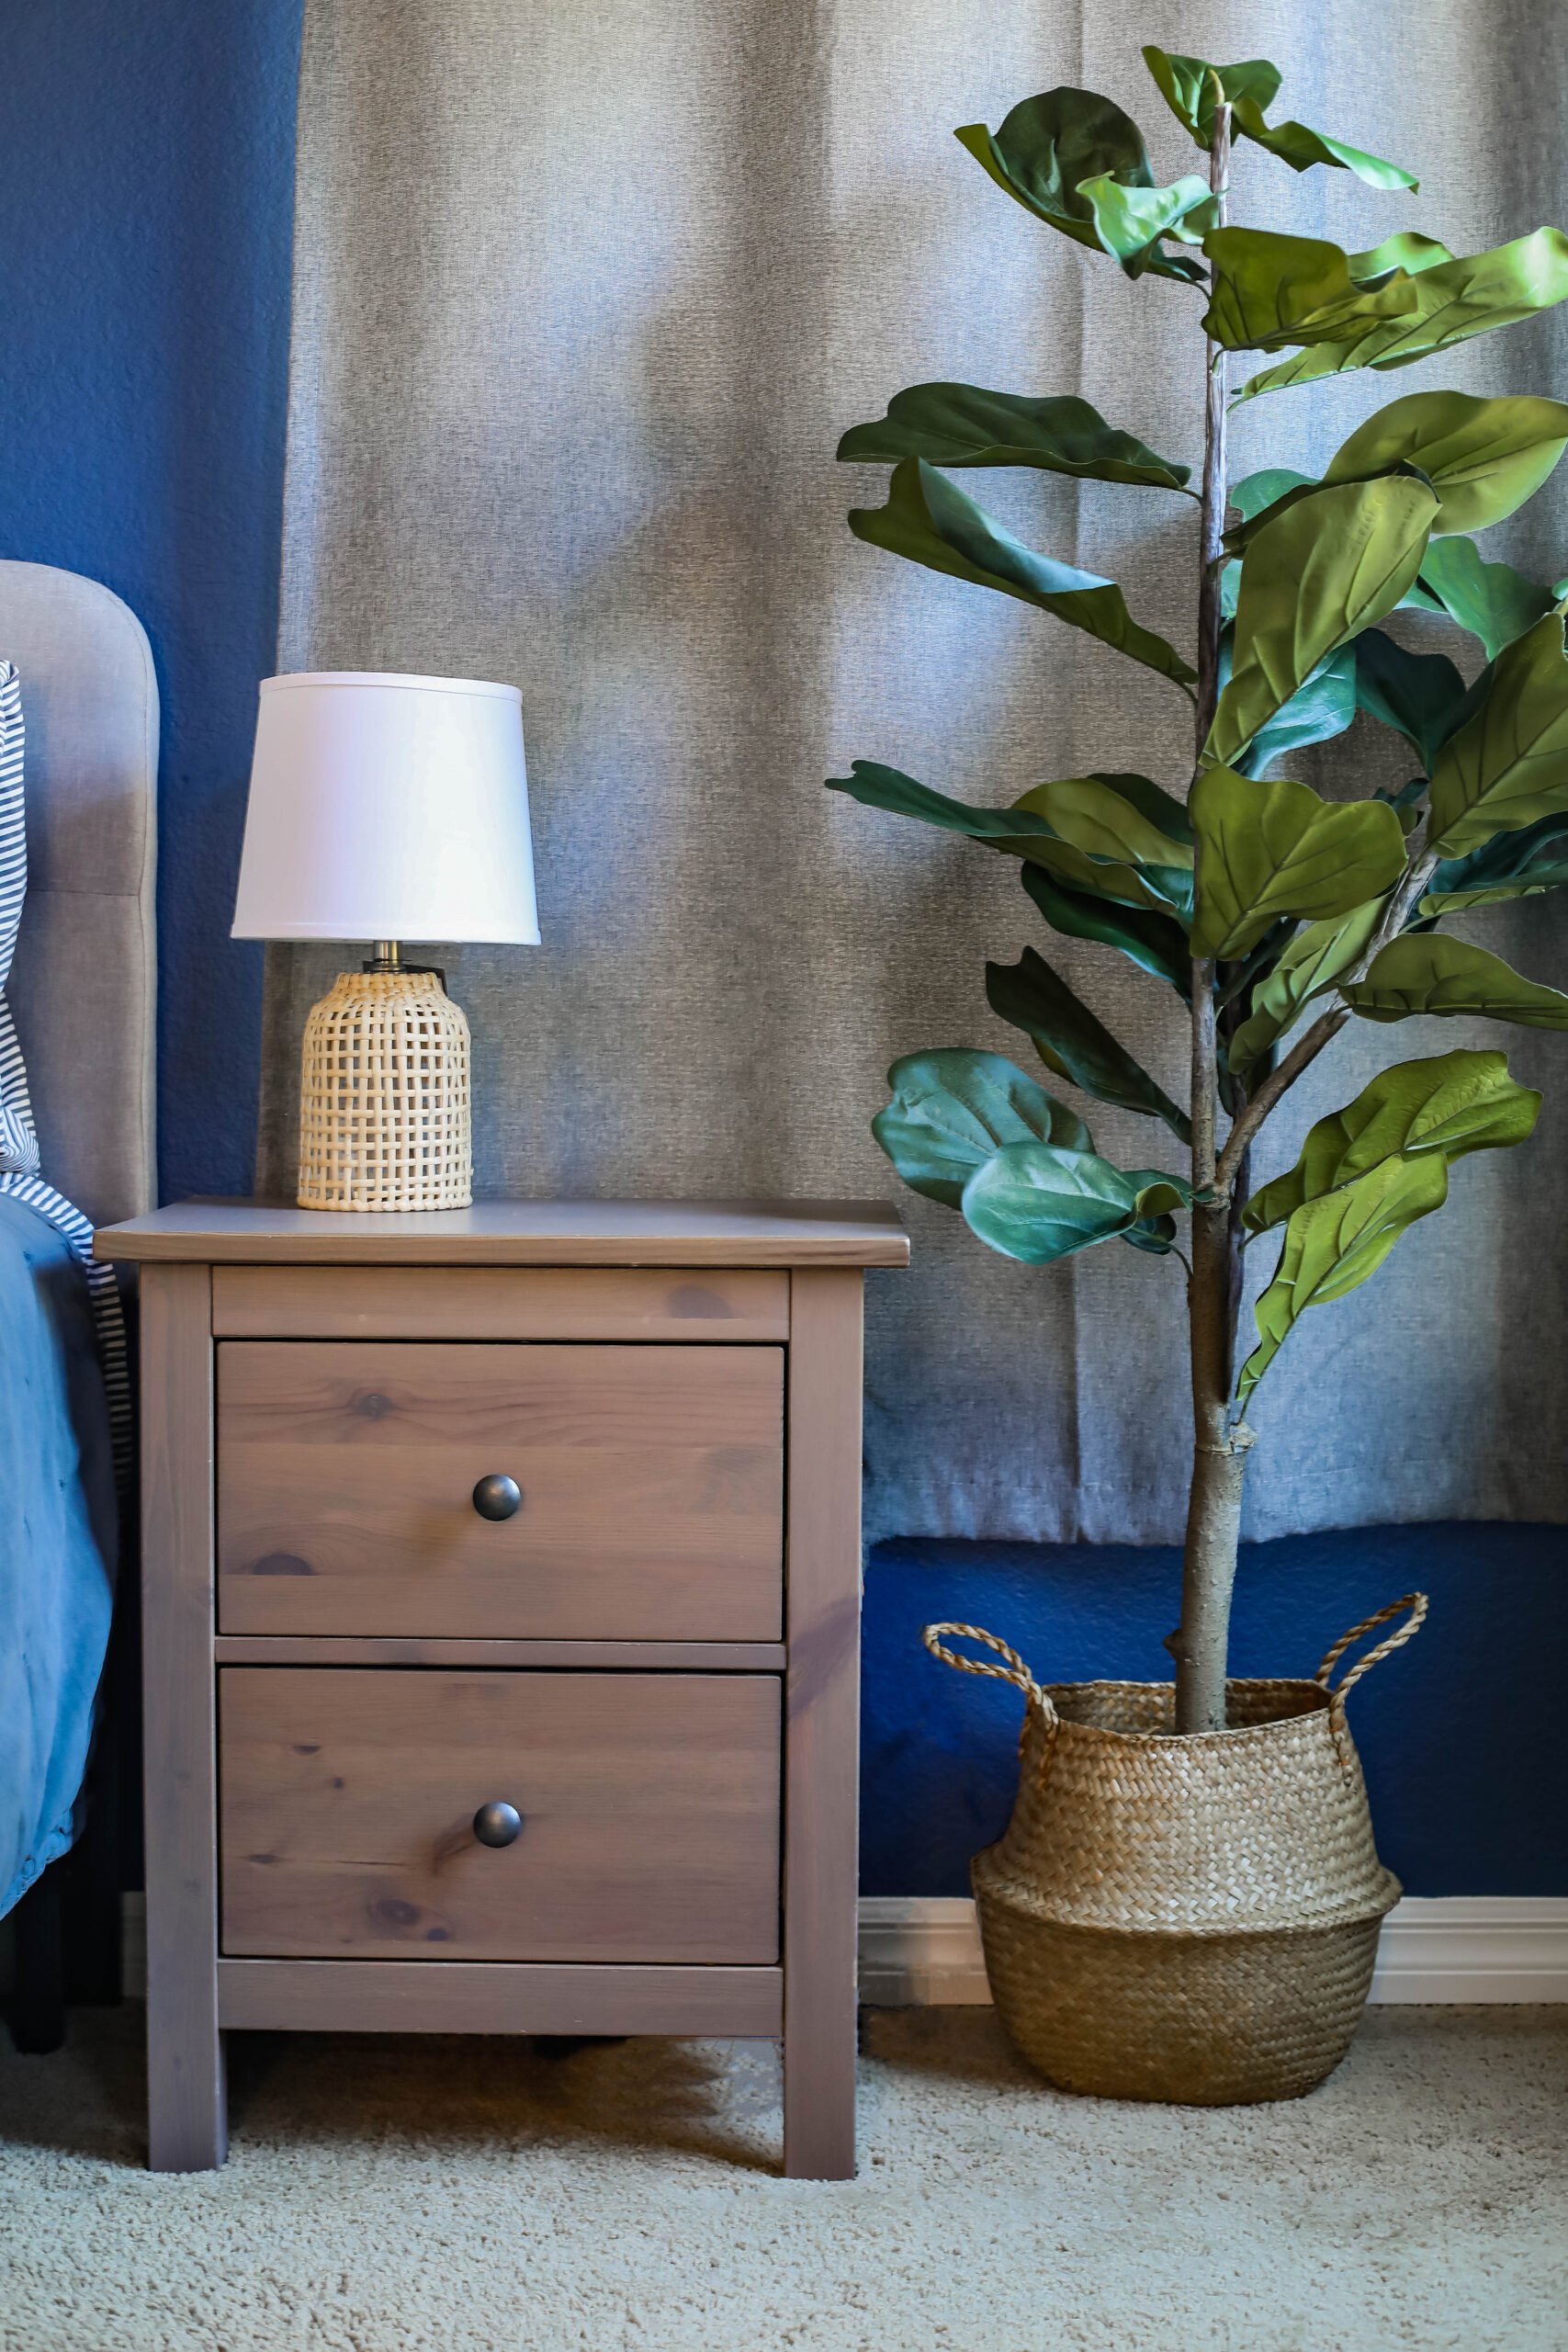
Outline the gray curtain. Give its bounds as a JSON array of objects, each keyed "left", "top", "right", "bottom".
[{"left": 262, "top": 0, "right": 1568, "bottom": 1543}]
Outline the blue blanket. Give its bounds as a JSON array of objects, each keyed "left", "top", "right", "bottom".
[{"left": 0, "top": 1191, "right": 118, "bottom": 1916}]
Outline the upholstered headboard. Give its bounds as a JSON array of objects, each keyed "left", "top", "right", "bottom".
[{"left": 0, "top": 561, "right": 157, "bottom": 1226}]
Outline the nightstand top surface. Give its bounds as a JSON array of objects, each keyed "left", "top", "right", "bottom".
[{"left": 95, "top": 1197, "right": 909, "bottom": 1269}]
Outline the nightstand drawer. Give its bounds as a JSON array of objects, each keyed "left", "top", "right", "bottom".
[
  {"left": 219, "top": 1668, "right": 782, "bottom": 1962},
  {"left": 217, "top": 1340, "right": 784, "bottom": 1638}
]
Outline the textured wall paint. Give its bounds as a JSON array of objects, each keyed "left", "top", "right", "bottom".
[
  {"left": 265, "top": 0, "right": 1568, "bottom": 1549},
  {"left": 863, "top": 1525, "right": 1568, "bottom": 1897},
  {"left": 0, "top": 0, "right": 303, "bottom": 1199}
]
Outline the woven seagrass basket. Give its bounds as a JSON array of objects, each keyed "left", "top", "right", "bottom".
[{"left": 924, "top": 1593, "right": 1427, "bottom": 2106}]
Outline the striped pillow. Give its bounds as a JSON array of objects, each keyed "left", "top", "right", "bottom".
[
  {"left": 0, "top": 659, "right": 130, "bottom": 1479},
  {"left": 0, "top": 662, "right": 40, "bottom": 1174}
]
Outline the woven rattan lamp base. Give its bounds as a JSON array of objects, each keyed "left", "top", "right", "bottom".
[{"left": 297, "top": 968, "right": 473, "bottom": 1212}]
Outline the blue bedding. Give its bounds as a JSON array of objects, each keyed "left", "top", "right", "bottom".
[{"left": 0, "top": 1190, "right": 118, "bottom": 1916}]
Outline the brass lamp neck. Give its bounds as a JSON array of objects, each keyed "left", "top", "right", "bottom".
[{"left": 361, "top": 940, "right": 446, "bottom": 989}]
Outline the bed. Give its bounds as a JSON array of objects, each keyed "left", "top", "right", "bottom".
[{"left": 0, "top": 560, "right": 158, "bottom": 2037}]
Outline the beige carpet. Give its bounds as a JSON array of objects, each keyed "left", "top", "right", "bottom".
[{"left": 1, "top": 2006, "right": 1563, "bottom": 2352}]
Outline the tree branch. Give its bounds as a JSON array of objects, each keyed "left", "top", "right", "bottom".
[{"left": 1215, "top": 1002, "right": 1349, "bottom": 1189}]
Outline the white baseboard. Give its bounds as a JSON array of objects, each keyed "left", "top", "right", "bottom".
[
  {"left": 857, "top": 1895, "right": 1568, "bottom": 2007},
  {"left": 1369, "top": 1897, "right": 1568, "bottom": 2002},
  {"left": 118, "top": 1893, "right": 1568, "bottom": 2010}
]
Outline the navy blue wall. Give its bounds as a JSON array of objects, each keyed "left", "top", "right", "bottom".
[
  {"left": 2, "top": 5, "right": 1560, "bottom": 1899},
  {"left": 0, "top": 0, "right": 304, "bottom": 1200},
  {"left": 864, "top": 1525, "right": 1567, "bottom": 1896}
]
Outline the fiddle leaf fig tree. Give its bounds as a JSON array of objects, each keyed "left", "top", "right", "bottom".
[{"left": 831, "top": 50, "right": 1568, "bottom": 1732}]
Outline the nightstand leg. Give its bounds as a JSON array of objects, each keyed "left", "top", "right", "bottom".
[
  {"left": 141, "top": 1265, "right": 228, "bottom": 2171},
  {"left": 782, "top": 1271, "right": 863, "bottom": 2181},
  {"left": 146, "top": 1984, "right": 227, "bottom": 2173}
]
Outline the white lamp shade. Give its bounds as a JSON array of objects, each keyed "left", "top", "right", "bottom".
[{"left": 231, "top": 671, "right": 539, "bottom": 944}]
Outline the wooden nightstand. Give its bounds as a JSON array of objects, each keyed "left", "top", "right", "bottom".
[{"left": 95, "top": 1201, "right": 907, "bottom": 2179}]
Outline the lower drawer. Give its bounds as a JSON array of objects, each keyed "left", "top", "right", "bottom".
[{"left": 219, "top": 1668, "right": 781, "bottom": 1964}]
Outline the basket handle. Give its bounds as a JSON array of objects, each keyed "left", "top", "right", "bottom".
[
  {"left": 1314, "top": 1592, "right": 1428, "bottom": 1702},
  {"left": 922, "top": 1623, "right": 1057, "bottom": 1727}
]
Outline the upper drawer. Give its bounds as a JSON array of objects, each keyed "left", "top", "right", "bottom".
[{"left": 217, "top": 1341, "right": 784, "bottom": 1639}]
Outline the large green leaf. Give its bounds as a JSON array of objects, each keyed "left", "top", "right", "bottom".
[
  {"left": 1403, "top": 537, "right": 1553, "bottom": 662},
  {"left": 960, "top": 1138, "right": 1195, "bottom": 1265},
  {"left": 987, "top": 946, "right": 1191, "bottom": 1140},
  {"left": 1228, "top": 899, "right": 1389, "bottom": 1085},
  {"left": 1427, "top": 860, "right": 1568, "bottom": 914},
  {"left": 1242, "top": 1048, "right": 1540, "bottom": 1235},
  {"left": 1056, "top": 768, "right": 1193, "bottom": 843},
  {"left": 872, "top": 1048, "right": 1093, "bottom": 1208},
  {"left": 1202, "top": 230, "right": 1422, "bottom": 353},
  {"left": 826, "top": 761, "right": 1191, "bottom": 916},
  {"left": 1005, "top": 831, "right": 1191, "bottom": 919},
  {"left": 836, "top": 384, "right": 1193, "bottom": 490},
  {"left": 1006, "top": 771, "right": 1189, "bottom": 917},
  {"left": 1234, "top": 230, "right": 1568, "bottom": 402},
  {"left": 1021, "top": 865, "right": 1192, "bottom": 995},
  {"left": 1234, "top": 640, "right": 1359, "bottom": 777},
  {"left": 1141, "top": 47, "right": 1280, "bottom": 142},
  {"left": 1012, "top": 771, "right": 1192, "bottom": 870},
  {"left": 1190, "top": 769, "right": 1406, "bottom": 957},
  {"left": 1141, "top": 45, "right": 1415, "bottom": 188},
  {"left": 1076, "top": 171, "right": 1216, "bottom": 277},
  {"left": 1325, "top": 392, "right": 1568, "bottom": 537},
  {"left": 1204, "top": 477, "right": 1437, "bottom": 770},
  {"left": 1425, "top": 812, "right": 1568, "bottom": 912},
  {"left": 849, "top": 459, "right": 1196, "bottom": 686},
  {"left": 1229, "top": 392, "right": 1568, "bottom": 559},
  {"left": 1236, "top": 1157, "right": 1450, "bottom": 1402},
  {"left": 829, "top": 759, "right": 1060, "bottom": 857},
  {"left": 1229, "top": 99, "right": 1416, "bottom": 191},
  {"left": 954, "top": 88, "right": 1202, "bottom": 283},
  {"left": 1342, "top": 933, "right": 1568, "bottom": 1028},
  {"left": 1354, "top": 630, "right": 1473, "bottom": 770},
  {"left": 1427, "top": 613, "right": 1568, "bottom": 855}
]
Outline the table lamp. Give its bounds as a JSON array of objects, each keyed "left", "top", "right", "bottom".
[{"left": 232, "top": 671, "right": 538, "bottom": 1212}]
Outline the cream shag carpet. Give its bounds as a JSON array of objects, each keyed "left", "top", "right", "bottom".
[{"left": 0, "top": 2006, "right": 1563, "bottom": 2352}]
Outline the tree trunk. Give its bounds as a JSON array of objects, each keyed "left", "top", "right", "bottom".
[
  {"left": 1168, "top": 93, "right": 1251, "bottom": 1736},
  {"left": 1170, "top": 1198, "right": 1254, "bottom": 1730}
]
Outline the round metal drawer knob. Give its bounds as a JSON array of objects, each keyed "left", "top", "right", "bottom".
[
  {"left": 471, "top": 1474, "right": 523, "bottom": 1521},
  {"left": 472, "top": 1802, "right": 523, "bottom": 1849}
]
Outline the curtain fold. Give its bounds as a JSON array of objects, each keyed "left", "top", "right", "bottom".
[{"left": 263, "top": 0, "right": 1568, "bottom": 1542}]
